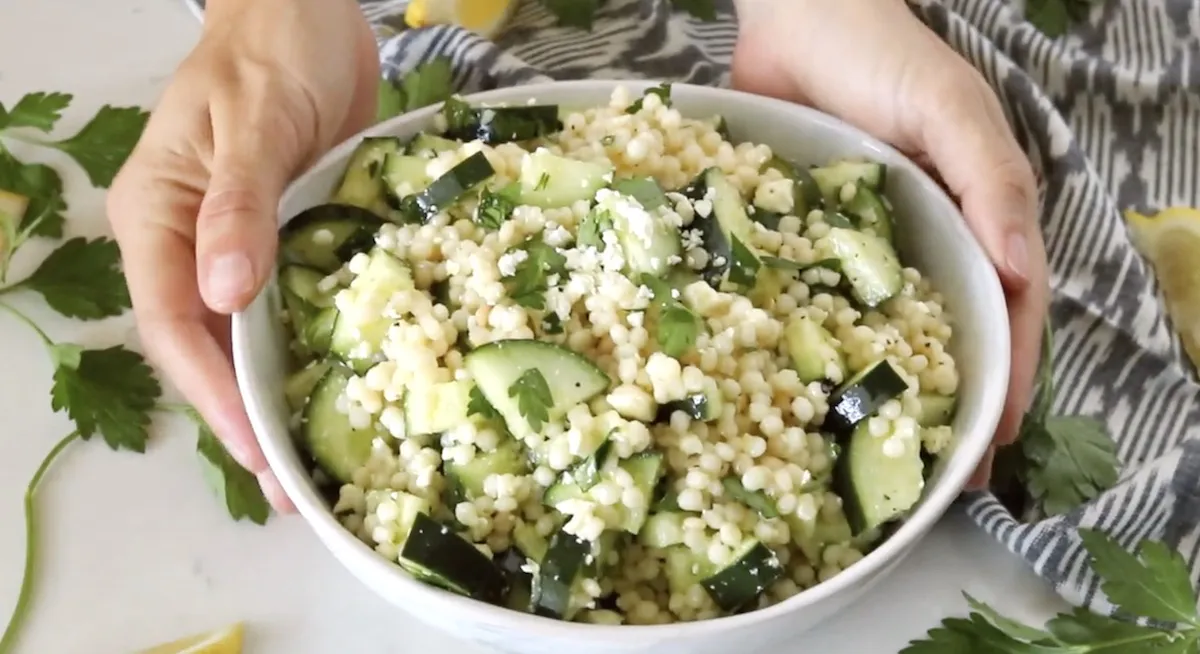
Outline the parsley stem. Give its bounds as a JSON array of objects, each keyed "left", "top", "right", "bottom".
[
  {"left": 0, "top": 430, "right": 80, "bottom": 654},
  {"left": 0, "top": 299, "right": 52, "bottom": 348},
  {"left": 0, "top": 299, "right": 53, "bottom": 348}
]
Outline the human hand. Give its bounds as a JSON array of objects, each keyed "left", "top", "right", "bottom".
[
  {"left": 106, "top": 0, "right": 381, "bottom": 510},
  {"left": 730, "top": 0, "right": 1050, "bottom": 489}
]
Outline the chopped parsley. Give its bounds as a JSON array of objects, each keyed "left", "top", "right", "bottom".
[{"left": 508, "top": 368, "right": 554, "bottom": 433}]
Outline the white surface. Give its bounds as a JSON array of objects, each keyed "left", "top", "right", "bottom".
[{"left": 0, "top": 1, "right": 1071, "bottom": 653}]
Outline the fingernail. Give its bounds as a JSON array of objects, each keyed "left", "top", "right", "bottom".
[
  {"left": 1006, "top": 232, "right": 1030, "bottom": 284},
  {"left": 206, "top": 252, "right": 254, "bottom": 309}
]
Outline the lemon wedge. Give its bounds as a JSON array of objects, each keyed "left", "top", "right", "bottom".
[
  {"left": 136, "top": 622, "right": 245, "bottom": 654},
  {"left": 1125, "top": 206, "right": 1200, "bottom": 371},
  {"left": 405, "top": 0, "right": 517, "bottom": 38}
]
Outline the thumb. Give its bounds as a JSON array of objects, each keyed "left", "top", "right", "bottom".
[
  {"left": 915, "top": 72, "right": 1039, "bottom": 290},
  {"left": 195, "top": 120, "right": 299, "bottom": 315}
]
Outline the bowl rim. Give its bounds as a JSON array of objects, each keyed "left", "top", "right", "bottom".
[{"left": 232, "top": 79, "right": 1010, "bottom": 639}]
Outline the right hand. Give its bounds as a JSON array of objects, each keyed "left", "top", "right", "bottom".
[{"left": 106, "top": 0, "right": 381, "bottom": 510}]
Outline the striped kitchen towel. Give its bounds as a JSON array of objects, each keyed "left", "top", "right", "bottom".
[{"left": 187, "top": 0, "right": 1200, "bottom": 619}]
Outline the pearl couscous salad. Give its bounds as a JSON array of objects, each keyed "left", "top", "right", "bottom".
[{"left": 275, "top": 84, "right": 960, "bottom": 625}]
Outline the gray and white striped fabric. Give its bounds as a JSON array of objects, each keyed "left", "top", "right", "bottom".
[{"left": 189, "top": 0, "right": 1200, "bottom": 618}]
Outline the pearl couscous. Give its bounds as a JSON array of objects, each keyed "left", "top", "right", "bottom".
[{"left": 275, "top": 84, "right": 959, "bottom": 625}]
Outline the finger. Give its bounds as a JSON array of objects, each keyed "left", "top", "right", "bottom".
[
  {"left": 259, "top": 469, "right": 297, "bottom": 514},
  {"left": 916, "top": 70, "right": 1039, "bottom": 292},
  {"left": 994, "top": 223, "right": 1051, "bottom": 446},
  {"left": 195, "top": 84, "right": 311, "bottom": 315},
  {"left": 965, "top": 446, "right": 996, "bottom": 491},
  {"left": 108, "top": 159, "right": 269, "bottom": 477}
]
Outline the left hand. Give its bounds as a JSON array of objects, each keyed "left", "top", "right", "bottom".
[{"left": 730, "top": 0, "right": 1050, "bottom": 489}]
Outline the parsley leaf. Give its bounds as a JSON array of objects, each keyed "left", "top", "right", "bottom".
[
  {"left": 0, "top": 92, "right": 73, "bottom": 132},
  {"left": 1026, "top": 0, "right": 1097, "bottom": 38},
  {"left": 49, "top": 345, "right": 162, "bottom": 452},
  {"left": 540, "top": 0, "right": 601, "bottom": 30},
  {"left": 194, "top": 414, "right": 271, "bottom": 525},
  {"left": 658, "top": 306, "right": 700, "bottom": 358},
  {"left": 627, "top": 84, "right": 673, "bottom": 114},
  {"left": 476, "top": 184, "right": 520, "bottom": 230},
  {"left": 467, "top": 385, "right": 502, "bottom": 422},
  {"left": 1078, "top": 529, "right": 1199, "bottom": 626},
  {"left": 378, "top": 57, "right": 456, "bottom": 123},
  {"left": 0, "top": 153, "right": 66, "bottom": 238},
  {"left": 905, "top": 531, "right": 1200, "bottom": 653},
  {"left": 642, "top": 274, "right": 702, "bottom": 358},
  {"left": 671, "top": 0, "right": 717, "bottom": 21},
  {"left": 376, "top": 78, "right": 405, "bottom": 123},
  {"left": 577, "top": 207, "right": 612, "bottom": 249},
  {"left": 502, "top": 238, "right": 567, "bottom": 310},
  {"left": 508, "top": 368, "right": 553, "bottom": 433},
  {"left": 727, "top": 236, "right": 761, "bottom": 288},
  {"left": 611, "top": 177, "right": 669, "bottom": 211},
  {"left": 1023, "top": 416, "right": 1120, "bottom": 517},
  {"left": 48, "top": 105, "right": 149, "bottom": 188},
  {"left": 17, "top": 237, "right": 130, "bottom": 320}
]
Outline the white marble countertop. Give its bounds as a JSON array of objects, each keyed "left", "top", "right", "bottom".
[{"left": 0, "top": 1, "right": 1071, "bottom": 652}]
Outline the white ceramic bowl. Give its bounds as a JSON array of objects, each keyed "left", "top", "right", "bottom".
[{"left": 232, "top": 80, "right": 1010, "bottom": 654}]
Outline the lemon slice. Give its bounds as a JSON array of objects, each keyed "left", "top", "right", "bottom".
[
  {"left": 405, "top": 0, "right": 517, "bottom": 38},
  {"left": 1125, "top": 206, "right": 1200, "bottom": 371},
  {"left": 136, "top": 622, "right": 245, "bottom": 654}
]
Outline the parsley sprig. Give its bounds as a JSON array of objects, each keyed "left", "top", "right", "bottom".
[
  {"left": 641, "top": 274, "right": 703, "bottom": 358},
  {"left": 0, "top": 88, "right": 270, "bottom": 653},
  {"left": 376, "top": 57, "right": 456, "bottom": 123},
  {"left": 904, "top": 529, "right": 1200, "bottom": 652},
  {"left": 502, "top": 237, "right": 567, "bottom": 310},
  {"left": 1025, "top": 0, "right": 1098, "bottom": 38},
  {"left": 508, "top": 368, "right": 554, "bottom": 433},
  {"left": 990, "top": 322, "right": 1120, "bottom": 520}
]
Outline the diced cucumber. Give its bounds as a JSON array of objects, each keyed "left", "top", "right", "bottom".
[
  {"left": 284, "top": 360, "right": 333, "bottom": 413},
  {"left": 638, "top": 512, "right": 686, "bottom": 548},
  {"left": 442, "top": 99, "right": 563, "bottom": 144},
  {"left": 332, "top": 137, "right": 401, "bottom": 216},
  {"left": 444, "top": 441, "right": 529, "bottom": 500},
  {"left": 519, "top": 149, "right": 613, "bottom": 208},
  {"left": 463, "top": 340, "right": 610, "bottom": 438},
  {"left": 399, "top": 513, "right": 508, "bottom": 603},
  {"left": 406, "top": 132, "right": 462, "bottom": 158},
  {"left": 760, "top": 156, "right": 824, "bottom": 219},
  {"left": 699, "top": 540, "right": 784, "bottom": 612},
  {"left": 916, "top": 394, "right": 957, "bottom": 427},
  {"left": 512, "top": 520, "right": 549, "bottom": 563},
  {"left": 404, "top": 380, "right": 473, "bottom": 436},
  {"left": 531, "top": 528, "right": 591, "bottom": 619},
  {"left": 784, "top": 315, "right": 846, "bottom": 384},
  {"left": 398, "top": 151, "right": 495, "bottom": 223},
  {"left": 381, "top": 153, "right": 432, "bottom": 198},
  {"left": 785, "top": 500, "right": 853, "bottom": 564},
  {"left": 544, "top": 451, "right": 664, "bottom": 535},
  {"left": 597, "top": 186, "right": 681, "bottom": 276},
  {"left": 328, "top": 248, "right": 414, "bottom": 374},
  {"left": 567, "top": 440, "right": 615, "bottom": 490},
  {"left": 301, "top": 365, "right": 388, "bottom": 483},
  {"left": 823, "top": 359, "right": 910, "bottom": 436},
  {"left": 663, "top": 546, "right": 717, "bottom": 596},
  {"left": 366, "top": 489, "right": 431, "bottom": 550},
  {"left": 834, "top": 419, "right": 925, "bottom": 535},
  {"left": 279, "top": 203, "right": 383, "bottom": 274},
  {"left": 688, "top": 167, "right": 763, "bottom": 287},
  {"left": 280, "top": 265, "right": 339, "bottom": 357},
  {"left": 842, "top": 182, "right": 894, "bottom": 243},
  {"left": 809, "top": 161, "right": 886, "bottom": 205},
  {"left": 823, "top": 227, "right": 903, "bottom": 308},
  {"left": 721, "top": 476, "right": 779, "bottom": 519},
  {"left": 655, "top": 381, "right": 724, "bottom": 423}
]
